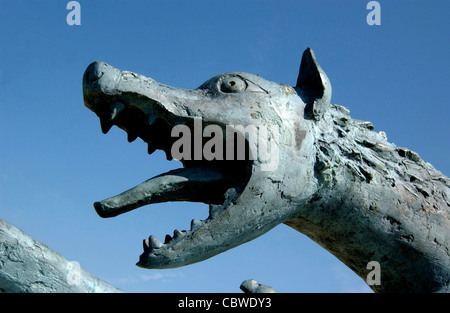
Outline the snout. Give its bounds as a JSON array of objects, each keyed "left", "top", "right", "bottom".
[
  {"left": 82, "top": 61, "right": 212, "bottom": 125},
  {"left": 84, "top": 61, "right": 108, "bottom": 84},
  {"left": 82, "top": 62, "right": 122, "bottom": 110}
]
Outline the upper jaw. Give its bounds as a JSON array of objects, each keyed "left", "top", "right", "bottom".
[
  {"left": 83, "top": 70, "right": 253, "bottom": 217},
  {"left": 83, "top": 61, "right": 260, "bottom": 268}
]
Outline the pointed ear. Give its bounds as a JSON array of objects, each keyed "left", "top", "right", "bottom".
[{"left": 296, "top": 48, "right": 332, "bottom": 120}]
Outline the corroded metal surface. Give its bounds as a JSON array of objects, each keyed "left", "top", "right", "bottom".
[{"left": 83, "top": 48, "right": 450, "bottom": 292}]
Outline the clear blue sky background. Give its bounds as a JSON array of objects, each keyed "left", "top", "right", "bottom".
[{"left": 1, "top": 1, "right": 448, "bottom": 293}]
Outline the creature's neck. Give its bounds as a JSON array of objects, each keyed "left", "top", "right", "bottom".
[{"left": 285, "top": 104, "right": 450, "bottom": 292}]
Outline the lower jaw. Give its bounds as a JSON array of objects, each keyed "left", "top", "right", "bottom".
[{"left": 94, "top": 166, "right": 247, "bottom": 218}]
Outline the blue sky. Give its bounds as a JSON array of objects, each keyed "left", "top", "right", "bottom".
[{"left": 1, "top": 1, "right": 448, "bottom": 293}]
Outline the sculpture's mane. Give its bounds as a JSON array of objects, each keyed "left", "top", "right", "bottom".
[{"left": 313, "top": 103, "right": 449, "bottom": 207}]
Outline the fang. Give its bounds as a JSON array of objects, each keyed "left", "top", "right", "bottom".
[
  {"left": 164, "top": 234, "right": 172, "bottom": 244},
  {"left": 127, "top": 132, "right": 138, "bottom": 142},
  {"left": 110, "top": 101, "right": 125, "bottom": 121},
  {"left": 100, "top": 117, "right": 113, "bottom": 134},
  {"left": 149, "top": 235, "right": 163, "bottom": 249}
]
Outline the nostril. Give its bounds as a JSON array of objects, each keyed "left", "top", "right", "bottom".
[{"left": 86, "top": 61, "right": 106, "bottom": 84}]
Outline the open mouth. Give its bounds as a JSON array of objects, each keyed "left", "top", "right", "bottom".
[{"left": 85, "top": 91, "right": 253, "bottom": 267}]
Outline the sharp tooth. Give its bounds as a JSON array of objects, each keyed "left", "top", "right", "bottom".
[
  {"left": 143, "top": 238, "right": 150, "bottom": 251},
  {"left": 147, "top": 143, "right": 157, "bottom": 154},
  {"left": 148, "top": 112, "right": 157, "bottom": 126},
  {"left": 165, "top": 150, "right": 173, "bottom": 161},
  {"left": 173, "top": 229, "right": 184, "bottom": 239},
  {"left": 190, "top": 219, "right": 202, "bottom": 231},
  {"left": 209, "top": 204, "right": 224, "bottom": 219},
  {"left": 164, "top": 234, "right": 172, "bottom": 244},
  {"left": 149, "top": 235, "right": 163, "bottom": 249},
  {"left": 110, "top": 101, "right": 125, "bottom": 121},
  {"left": 100, "top": 117, "right": 113, "bottom": 134},
  {"left": 127, "top": 132, "right": 138, "bottom": 142}
]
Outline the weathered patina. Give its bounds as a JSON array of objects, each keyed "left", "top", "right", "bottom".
[
  {"left": 0, "top": 218, "right": 121, "bottom": 293},
  {"left": 82, "top": 48, "right": 450, "bottom": 292}
]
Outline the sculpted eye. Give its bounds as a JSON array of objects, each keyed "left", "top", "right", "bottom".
[{"left": 220, "top": 76, "right": 247, "bottom": 93}]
